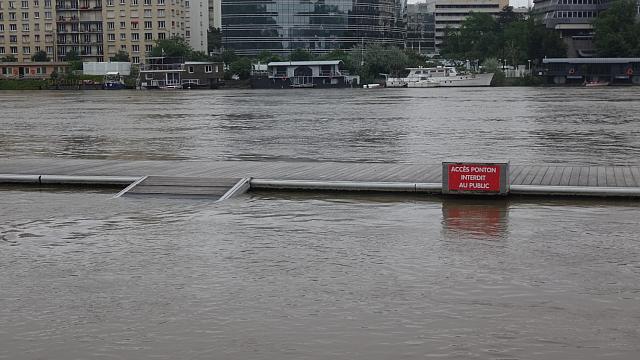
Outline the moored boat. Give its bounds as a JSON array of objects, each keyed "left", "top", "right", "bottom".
[{"left": 386, "top": 66, "right": 494, "bottom": 87}]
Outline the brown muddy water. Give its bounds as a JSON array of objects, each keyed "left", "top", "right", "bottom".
[{"left": 1, "top": 88, "right": 640, "bottom": 359}]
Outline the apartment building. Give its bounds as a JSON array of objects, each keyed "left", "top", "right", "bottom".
[
  {"left": 101, "top": 0, "right": 187, "bottom": 64},
  {"left": 1, "top": 0, "right": 192, "bottom": 64},
  {"left": 0, "top": 0, "right": 57, "bottom": 62},
  {"left": 434, "top": 0, "right": 509, "bottom": 47},
  {"left": 185, "top": 0, "right": 207, "bottom": 52}
]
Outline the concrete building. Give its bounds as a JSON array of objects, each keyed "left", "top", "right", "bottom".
[
  {"left": 101, "top": 0, "right": 188, "bottom": 64},
  {"left": 0, "top": 0, "right": 199, "bottom": 65},
  {"left": 406, "top": 1, "right": 436, "bottom": 55},
  {"left": 185, "top": 0, "right": 207, "bottom": 52},
  {"left": 434, "top": 0, "right": 509, "bottom": 47},
  {"left": 0, "top": 60, "right": 69, "bottom": 77},
  {"left": 0, "top": 0, "right": 57, "bottom": 63},
  {"left": 207, "top": 0, "right": 219, "bottom": 29}
]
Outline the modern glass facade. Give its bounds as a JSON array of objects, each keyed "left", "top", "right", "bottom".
[{"left": 221, "top": 0, "right": 406, "bottom": 56}]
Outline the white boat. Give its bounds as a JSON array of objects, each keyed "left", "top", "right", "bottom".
[{"left": 386, "top": 67, "right": 494, "bottom": 87}]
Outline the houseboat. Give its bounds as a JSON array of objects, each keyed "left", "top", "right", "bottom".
[
  {"left": 138, "top": 57, "right": 224, "bottom": 89},
  {"left": 102, "top": 72, "right": 126, "bottom": 89},
  {"left": 386, "top": 67, "right": 494, "bottom": 87},
  {"left": 251, "top": 60, "right": 359, "bottom": 89}
]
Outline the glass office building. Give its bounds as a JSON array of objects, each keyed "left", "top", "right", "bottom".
[{"left": 221, "top": 0, "right": 407, "bottom": 56}]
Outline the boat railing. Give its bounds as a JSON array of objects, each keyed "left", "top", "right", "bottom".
[{"left": 139, "top": 63, "right": 184, "bottom": 72}]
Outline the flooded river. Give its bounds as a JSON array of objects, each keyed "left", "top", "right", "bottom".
[{"left": 1, "top": 88, "right": 640, "bottom": 359}]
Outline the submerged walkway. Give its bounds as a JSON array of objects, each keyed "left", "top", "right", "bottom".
[{"left": 2, "top": 158, "right": 640, "bottom": 197}]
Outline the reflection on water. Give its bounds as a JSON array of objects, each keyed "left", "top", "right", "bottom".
[
  {"left": 1, "top": 189, "right": 640, "bottom": 359},
  {"left": 1, "top": 88, "right": 640, "bottom": 164},
  {"left": 441, "top": 198, "right": 509, "bottom": 239}
]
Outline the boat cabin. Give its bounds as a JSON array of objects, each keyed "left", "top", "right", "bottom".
[
  {"left": 139, "top": 57, "right": 224, "bottom": 89},
  {"left": 251, "top": 60, "right": 359, "bottom": 88}
]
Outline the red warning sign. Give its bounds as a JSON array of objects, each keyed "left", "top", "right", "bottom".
[{"left": 443, "top": 163, "right": 508, "bottom": 194}]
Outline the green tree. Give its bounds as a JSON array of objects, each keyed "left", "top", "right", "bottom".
[
  {"left": 228, "top": 58, "right": 252, "bottom": 79},
  {"left": 256, "top": 50, "right": 282, "bottom": 63},
  {"left": 1, "top": 54, "right": 18, "bottom": 62},
  {"left": 64, "top": 50, "right": 81, "bottom": 61},
  {"left": 31, "top": 50, "right": 50, "bottom": 62},
  {"left": 207, "top": 26, "right": 222, "bottom": 53},
  {"left": 593, "top": 0, "right": 640, "bottom": 57},
  {"left": 288, "top": 48, "right": 314, "bottom": 61},
  {"left": 221, "top": 49, "right": 238, "bottom": 65},
  {"left": 111, "top": 50, "right": 130, "bottom": 62},
  {"left": 150, "top": 36, "right": 192, "bottom": 57}
]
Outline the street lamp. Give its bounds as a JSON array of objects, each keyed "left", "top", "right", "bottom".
[{"left": 528, "top": 59, "right": 532, "bottom": 73}]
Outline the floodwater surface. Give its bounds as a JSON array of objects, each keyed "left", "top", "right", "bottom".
[
  {"left": 1, "top": 87, "right": 639, "bottom": 164},
  {"left": 1, "top": 189, "right": 639, "bottom": 359},
  {"left": 1, "top": 88, "right": 640, "bottom": 359}
]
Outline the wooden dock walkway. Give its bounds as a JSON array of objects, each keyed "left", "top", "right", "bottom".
[{"left": 2, "top": 159, "right": 640, "bottom": 197}]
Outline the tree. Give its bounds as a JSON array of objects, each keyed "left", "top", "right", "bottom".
[
  {"left": 31, "top": 50, "right": 50, "bottom": 62},
  {"left": 257, "top": 50, "right": 282, "bottom": 63},
  {"left": 150, "top": 36, "right": 192, "bottom": 58},
  {"left": 1, "top": 54, "right": 18, "bottom": 62},
  {"left": 64, "top": 50, "right": 81, "bottom": 61},
  {"left": 228, "top": 58, "right": 252, "bottom": 79},
  {"left": 111, "top": 50, "right": 130, "bottom": 62},
  {"left": 288, "top": 48, "right": 314, "bottom": 61},
  {"left": 221, "top": 49, "right": 238, "bottom": 65},
  {"left": 593, "top": 0, "right": 640, "bottom": 57},
  {"left": 207, "top": 27, "right": 222, "bottom": 53}
]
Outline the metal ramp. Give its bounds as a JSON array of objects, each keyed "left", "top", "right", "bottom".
[{"left": 114, "top": 176, "right": 251, "bottom": 201}]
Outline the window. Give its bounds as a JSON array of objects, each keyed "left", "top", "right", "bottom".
[
  {"left": 34, "top": 34, "right": 40, "bottom": 41},
  {"left": 44, "top": 0, "right": 51, "bottom": 7},
  {"left": 157, "top": 9, "right": 164, "bottom": 17},
  {"left": 10, "top": 24, "right": 17, "bottom": 32},
  {"left": 106, "top": 0, "right": 113, "bottom": 5},
  {"left": 157, "top": 0, "right": 163, "bottom": 4},
  {"left": 45, "top": 23, "right": 52, "bottom": 31},
  {"left": 131, "top": 0, "right": 138, "bottom": 4},
  {"left": 119, "top": 0, "right": 124, "bottom": 4},
  {"left": 107, "top": 33, "right": 115, "bottom": 41},
  {"left": 22, "top": 23, "right": 29, "bottom": 31},
  {"left": 131, "top": 56, "right": 139, "bottom": 64},
  {"left": 145, "top": 73, "right": 153, "bottom": 80},
  {"left": 157, "top": 32, "right": 165, "bottom": 40},
  {"left": 23, "top": 46, "right": 30, "bottom": 54},
  {"left": 144, "top": 21, "right": 152, "bottom": 29},
  {"left": 22, "top": 12, "right": 28, "bottom": 20},
  {"left": 144, "top": 44, "right": 152, "bottom": 52},
  {"left": 120, "top": 44, "right": 126, "bottom": 50},
  {"left": 10, "top": 35, "right": 17, "bottom": 42},
  {"left": 11, "top": 46, "right": 18, "bottom": 54},
  {"left": 131, "top": 32, "right": 139, "bottom": 40},
  {"left": 107, "top": 22, "right": 114, "bottom": 30},
  {"left": 34, "top": 12, "right": 39, "bottom": 19},
  {"left": 205, "top": 65, "right": 212, "bottom": 73},
  {"left": 185, "top": 30, "right": 190, "bottom": 37},
  {"left": 143, "top": 9, "right": 151, "bottom": 17},
  {"left": 131, "top": 22, "right": 138, "bottom": 30},
  {"left": 21, "top": 0, "right": 27, "bottom": 8},
  {"left": 120, "top": 21, "right": 125, "bottom": 29},
  {"left": 143, "top": 32, "right": 152, "bottom": 40},
  {"left": 131, "top": 44, "right": 139, "bottom": 52},
  {"left": 46, "top": 46, "right": 53, "bottom": 54},
  {"left": 120, "top": 33, "right": 125, "bottom": 40},
  {"left": 45, "top": 11, "right": 51, "bottom": 19},
  {"left": 143, "top": 0, "right": 150, "bottom": 4},
  {"left": 0, "top": 47, "right": 4, "bottom": 54},
  {"left": 158, "top": 21, "right": 165, "bottom": 29},
  {"left": 10, "top": 12, "right": 17, "bottom": 20},
  {"left": 187, "top": 66, "right": 194, "bottom": 73},
  {"left": 0, "top": 25, "right": 3, "bottom": 32}
]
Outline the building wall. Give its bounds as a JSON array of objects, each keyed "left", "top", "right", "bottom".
[
  {"left": 207, "top": 0, "right": 219, "bottom": 29},
  {"left": 0, "top": 0, "right": 57, "bottom": 62},
  {"left": 101, "top": 0, "right": 187, "bottom": 64},
  {"left": 406, "top": 2, "right": 436, "bottom": 55},
  {"left": 434, "top": 0, "right": 509, "bottom": 47},
  {"left": 1, "top": 0, "right": 194, "bottom": 65},
  {"left": 221, "top": 0, "right": 407, "bottom": 57},
  {"left": 185, "top": 0, "right": 207, "bottom": 52}
]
